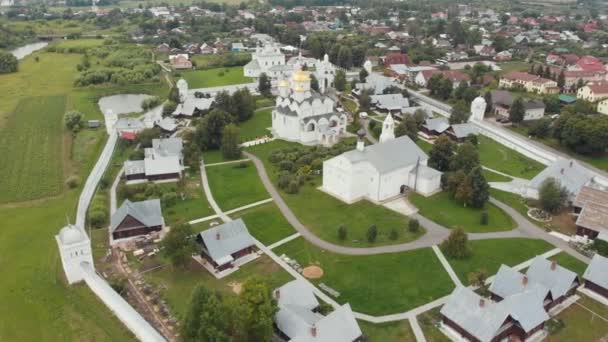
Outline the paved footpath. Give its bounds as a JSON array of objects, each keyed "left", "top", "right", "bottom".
[{"left": 432, "top": 245, "right": 463, "bottom": 287}]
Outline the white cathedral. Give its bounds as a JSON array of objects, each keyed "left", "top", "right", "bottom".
[
  {"left": 272, "top": 66, "right": 347, "bottom": 146},
  {"left": 321, "top": 114, "right": 443, "bottom": 204}
]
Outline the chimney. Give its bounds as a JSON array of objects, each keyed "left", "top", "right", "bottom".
[
  {"left": 551, "top": 260, "right": 557, "bottom": 270},
  {"left": 310, "top": 324, "right": 317, "bottom": 337},
  {"left": 522, "top": 276, "right": 529, "bottom": 286},
  {"left": 479, "top": 299, "right": 485, "bottom": 308},
  {"left": 216, "top": 232, "right": 220, "bottom": 240}
]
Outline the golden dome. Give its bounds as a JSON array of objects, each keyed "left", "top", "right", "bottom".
[
  {"left": 292, "top": 70, "right": 310, "bottom": 82},
  {"left": 278, "top": 80, "right": 289, "bottom": 87}
]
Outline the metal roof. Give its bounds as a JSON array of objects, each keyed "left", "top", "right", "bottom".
[
  {"left": 529, "top": 159, "right": 594, "bottom": 196},
  {"left": 423, "top": 117, "right": 450, "bottom": 133},
  {"left": 197, "top": 219, "right": 255, "bottom": 265},
  {"left": 144, "top": 156, "right": 181, "bottom": 176},
  {"left": 110, "top": 199, "right": 165, "bottom": 233},
  {"left": 370, "top": 94, "right": 410, "bottom": 111},
  {"left": 526, "top": 256, "right": 579, "bottom": 299},
  {"left": 583, "top": 254, "right": 608, "bottom": 290},
  {"left": 450, "top": 123, "right": 478, "bottom": 138}
]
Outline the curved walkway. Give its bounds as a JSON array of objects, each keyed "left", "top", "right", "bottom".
[{"left": 244, "top": 151, "right": 589, "bottom": 262}]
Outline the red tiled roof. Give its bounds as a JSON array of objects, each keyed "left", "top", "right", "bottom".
[
  {"left": 384, "top": 53, "right": 411, "bottom": 66},
  {"left": 120, "top": 131, "right": 138, "bottom": 140},
  {"left": 586, "top": 82, "right": 608, "bottom": 94},
  {"left": 577, "top": 56, "right": 604, "bottom": 71}
]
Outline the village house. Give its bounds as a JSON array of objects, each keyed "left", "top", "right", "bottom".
[
  {"left": 322, "top": 118, "right": 442, "bottom": 204},
  {"left": 577, "top": 81, "right": 608, "bottom": 102},
  {"left": 382, "top": 52, "right": 412, "bottom": 66},
  {"left": 597, "top": 98, "right": 608, "bottom": 115},
  {"left": 369, "top": 93, "right": 410, "bottom": 114},
  {"left": 195, "top": 219, "right": 256, "bottom": 272},
  {"left": 494, "top": 50, "right": 512, "bottom": 61},
  {"left": 446, "top": 122, "right": 478, "bottom": 142},
  {"left": 124, "top": 138, "right": 184, "bottom": 182},
  {"left": 354, "top": 73, "right": 398, "bottom": 95},
  {"left": 110, "top": 199, "right": 165, "bottom": 241},
  {"left": 421, "top": 117, "right": 450, "bottom": 137},
  {"left": 388, "top": 64, "right": 436, "bottom": 82},
  {"left": 525, "top": 159, "right": 595, "bottom": 200},
  {"left": 169, "top": 54, "right": 193, "bottom": 70},
  {"left": 568, "top": 55, "right": 605, "bottom": 72},
  {"left": 583, "top": 254, "right": 608, "bottom": 299},
  {"left": 574, "top": 193, "right": 608, "bottom": 239},
  {"left": 563, "top": 70, "right": 606, "bottom": 90},
  {"left": 499, "top": 71, "right": 559, "bottom": 95},
  {"left": 415, "top": 69, "right": 471, "bottom": 88},
  {"left": 490, "top": 90, "right": 546, "bottom": 121},
  {"left": 273, "top": 280, "right": 362, "bottom": 342}
]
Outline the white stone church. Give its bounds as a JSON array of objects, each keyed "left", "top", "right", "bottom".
[
  {"left": 272, "top": 67, "right": 347, "bottom": 146},
  {"left": 321, "top": 115, "right": 442, "bottom": 203}
]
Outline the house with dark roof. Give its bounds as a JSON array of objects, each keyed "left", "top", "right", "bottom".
[
  {"left": 383, "top": 52, "right": 411, "bottom": 66},
  {"left": 195, "top": 219, "right": 256, "bottom": 271},
  {"left": 110, "top": 199, "right": 165, "bottom": 240},
  {"left": 489, "top": 90, "right": 546, "bottom": 121},
  {"left": 583, "top": 254, "right": 608, "bottom": 299},
  {"left": 446, "top": 123, "right": 478, "bottom": 141},
  {"left": 273, "top": 280, "right": 362, "bottom": 342}
]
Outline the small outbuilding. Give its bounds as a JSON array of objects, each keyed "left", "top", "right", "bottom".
[
  {"left": 583, "top": 254, "right": 608, "bottom": 299},
  {"left": 110, "top": 199, "right": 165, "bottom": 240},
  {"left": 195, "top": 219, "right": 256, "bottom": 271}
]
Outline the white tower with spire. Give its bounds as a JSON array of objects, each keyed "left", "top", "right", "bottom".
[
  {"left": 379, "top": 114, "right": 396, "bottom": 143},
  {"left": 363, "top": 60, "right": 373, "bottom": 74},
  {"left": 55, "top": 224, "right": 93, "bottom": 284},
  {"left": 470, "top": 96, "right": 487, "bottom": 122}
]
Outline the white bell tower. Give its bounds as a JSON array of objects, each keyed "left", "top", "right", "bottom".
[
  {"left": 470, "top": 96, "right": 487, "bottom": 122},
  {"left": 177, "top": 78, "right": 189, "bottom": 103},
  {"left": 379, "top": 114, "right": 396, "bottom": 143},
  {"left": 55, "top": 224, "right": 93, "bottom": 284}
]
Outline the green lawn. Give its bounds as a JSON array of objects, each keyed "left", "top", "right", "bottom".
[
  {"left": 416, "top": 139, "right": 434, "bottom": 154},
  {"left": 202, "top": 149, "right": 240, "bottom": 164},
  {"left": 547, "top": 295, "right": 608, "bottom": 342},
  {"left": 489, "top": 188, "right": 547, "bottom": 226},
  {"left": 228, "top": 202, "right": 296, "bottom": 246},
  {"left": 247, "top": 140, "right": 425, "bottom": 247},
  {"left": 206, "top": 161, "right": 270, "bottom": 211},
  {"left": 418, "top": 308, "right": 450, "bottom": 342},
  {"left": 142, "top": 255, "right": 293, "bottom": 319},
  {"left": 477, "top": 136, "right": 545, "bottom": 179},
  {"left": 254, "top": 96, "right": 274, "bottom": 109},
  {"left": 180, "top": 66, "right": 252, "bottom": 88},
  {"left": 497, "top": 61, "right": 530, "bottom": 76},
  {"left": 161, "top": 172, "right": 215, "bottom": 224},
  {"left": 274, "top": 238, "right": 454, "bottom": 315},
  {"left": 52, "top": 38, "right": 105, "bottom": 49},
  {"left": 359, "top": 320, "right": 416, "bottom": 342},
  {"left": 238, "top": 108, "right": 272, "bottom": 142},
  {"left": 482, "top": 169, "right": 512, "bottom": 182},
  {"left": 446, "top": 238, "right": 554, "bottom": 284},
  {"left": 549, "top": 253, "right": 588, "bottom": 276},
  {"left": 0, "top": 95, "right": 67, "bottom": 203},
  {"left": 409, "top": 192, "right": 516, "bottom": 233}
]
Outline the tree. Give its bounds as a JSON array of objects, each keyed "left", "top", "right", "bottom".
[
  {"left": 334, "top": 69, "right": 346, "bottom": 91},
  {"left": 182, "top": 285, "right": 212, "bottom": 341},
  {"left": 358, "top": 90, "right": 372, "bottom": 112},
  {"left": 161, "top": 223, "right": 195, "bottom": 268},
  {"left": 258, "top": 72, "right": 271, "bottom": 97},
  {"left": 220, "top": 124, "right": 241, "bottom": 159},
  {"left": 64, "top": 111, "right": 83, "bottom": 132},
  {"left": 337, "top": 45, "right": 352, "bottom": 69},
  {"left": 408, "top": 219, "right": 420, "bottom": 233},
  {"left": 359, "top": 68, "right": 368, "bottom": 83},
  {"left": 449, "top": 142, "right": 480, "bottom": 173},
  {"left": 338, "top": 225, "right": 347, "bottom": 241},
  {"left": 367, "top": 225, "right": 378, "bottom": 243},
  {"left": 509, "top": 97, "right": 525, "bottom": 123},
  {"left": 557, "top": 70, "right": 565, "bottom": 89},
  {"left": 468, "top": 268, "right": 489, "bottom": 294},
  {"left": 136, "top": 127, "right": 161, "bottom": 148},
  {"left": 449, "top": 101, "right": 470, "bottom": 124},
  {"left": 395, "top": 115, "right": 418, "bottom": 141},
  {"left": 440, "top": 227, "right": 471, "bottom": 259},
  {"left": 310, "top": 74, "right": 319, "bottom": 92},
  {"left": 240, "top": 277, "right": 278, "bottom": 342},
  {"left": 232, "top": 88, "right": 255, "bottom": 122},
  {"left": 543, "top": 95, "right": 560, "bottom": 114},
  {"left": 168, "top": 83, "right": 180, "bottom": 103},
  {"left": 528, "top": 118, "right": 552, "bottom": 138},
  {"left": 484, "top": 91, "right": 493, "bottom": 113},
  {"left": 428, "top": 135, "right": 455, "bottom": 172},
  {"left": 0, "top": 51, "right": 18, "bottom": 74},
  {"left": 198, "top": 293, "right": 233, "bottom": 341},
  {"left": 194, "top": 109, "right": 232, "bottom": 150},
  {"left": 454, "top": 176, "right": 474, "bottom": 205},
  {"left": 438, "top": 78, "right": 453, "bottom": 100},
  {"left": 389, "top": 228, "right": 399, "bottom": 240},
  {"left": 467, "top": 166, "right": 489, "bottom": 208},
  {"left": 538, "top": 178, "right": 569, "bottom": 214}
]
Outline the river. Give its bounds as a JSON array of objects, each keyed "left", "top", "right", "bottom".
[{"left": 10, "top": 42, "right": 49, "bottom": 60}]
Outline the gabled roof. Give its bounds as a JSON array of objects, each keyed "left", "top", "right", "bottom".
[
  {"left": 340, "top": 136, "right": 429, "bottom": 174},
  {"left": 289, "top": 304, "right": 362, "bottom": 342},
  {"left": 529, "top": 159, "right": 594, "bottom": 196},
  {"left": 151, "top": 138, "right": 183, "bottom": 158},
  {"left": 576, "top": 201, "right": 608, "bottom": 234},
  {"left": 526, "top": 256, "right": 579, "bottom": 299},
  {"left": 583, "top": 254, "right": 608, "bottom": 290},
  {"left": 144, "top": 156, "right": 181, "bottom": 176},
  {"left": 110, "top": 199, "right": 164, "bottom": 233},
  {"left": 276, "top": 280, "right": 319, "bottom": 310},
  {"left": 573, "top": 186, "right": 608, "bottom": 208},
  {"left": 423, "top": 117, "right": 450, "bottom": 133},
  {"left": 489, "top": 265, "right": 548, "bottom": 299},
  {"left": 197, "top": 219, "right": 255, "bottom": 265},
  {"left": 450, "top": 123, "right": 478, "bottom": 138},
  {"left": 370, "top": 93, "right": 409, "bottom": 111}
]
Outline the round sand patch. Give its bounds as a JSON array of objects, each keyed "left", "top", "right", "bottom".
[{"left": 302, "top": 265, "right": 324, "bottom": 279}]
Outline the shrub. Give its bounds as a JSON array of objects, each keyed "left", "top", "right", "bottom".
[
  {"left": 440, "top": 228, "right": 471, "bottom": 259},
  {"left": 408, "top": 219, "right": 420, "bottom": 233},
  {"left": 65, "top": 175, "right": 80, "bottom": 189},
  {"left": 277, "top": 172, "right": 293, "bottom": 189},
  {"left": 480, "top": 211, "right": 489, "bottom": 225},
  {"left": 338, "top": 225, "right": 347, "bottom": 241},
  {"left": 99, "top": 176, "right": 110, "bottom": 190},
  {"left": 162, "top": 192, "right": 178, "bottom": 207},
  {"left": 64, "top": 111, "right": 84, "bottom": 132},
  {"left": 89, "top": 209, "right": 107, "bottom": 228},
  {"left": 594, "top": 239, "right": 608, "bottom": 257},
  {"left": 389, "top": 228, "right": 399, "bottom": 240},
  {"left": 287, "top": 180, "right": 299, "bottom": 194},
  {"left": 367, "top": 225, "right": 378, "bottom": 243}
]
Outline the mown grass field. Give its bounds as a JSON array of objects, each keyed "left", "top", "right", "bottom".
[
  {"left": 409, "top": 192, "right": 516, "bottom": 233},
  {"left": 477, "top": 136, "right": 545, "bottom": 179},
  {"left": 205, "top": 161, "right": 270, "bottom": 211},
  {"left": 238, "top": 108, "right": 272, "bottom": 142},
  {"left": 52, "top": 38, "right": 105, "bottom": 49},
  {"left": 228, "top": 202, "right": 296, "bottom": 246},
  {"left": 0, "top": 96, "right": 66, "bottom": 203},
  {"left": 547, "top": 295, "right": 608, "bottom": 342},
  {"left": 445, "top": 238, "right": 553, "bottom": 284},
  {"left": 359, "top": 320, "right": 416, "bottom": 341},
  {"left": 181, "top": 66, "right": 252, "bottom": 88},
  {"left": 274, "top": 238, "right": 454, "bottom": 315}
]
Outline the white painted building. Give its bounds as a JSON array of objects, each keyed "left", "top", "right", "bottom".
[
  {"left": 244, "top": 43, "right": 286, "bottom": 78},
  {"left": 322, "top": 117, "right": 442, "bottom": 204},
  {"left": 272, "top": 68, "right": 347, "bottom": 146},
  {"left": 55, "top": 224, "right": 94, "bottom": 284}
]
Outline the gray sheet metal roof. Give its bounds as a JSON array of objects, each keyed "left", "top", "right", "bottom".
[
  {"left": 115, "top": 118, "right": 145, "bottom": 131},
  {"left": 583, "top": 254, "right": 608, "bottom": 290},
  {"left": 450, "top": 123, "right": 478, "bottom": 138},
  {"left": 341, "top": 136, "right": 429, "bottom": 175},
  {"left": 152, "top": 138, "right": 183, "bottom": 158},
  {"left": 289, "top": 304, "right": 362, "bottom": 342},
  {"left": 526, "top": 256, "right": 579, "bottom": 299},
  {"left": 370, "top": 94, "right": 410, "bottom": 111},
  {"left": 276, "top": 280, "right": 319, "bottom": 310},
  {"left": 144, "top": 156, "right": 181, "bottom": 176},
  {"left": 529, "top": 159, "right": 594, "bottom": 196},
  {"left": 410, "top": 164, "right": 442, "bottom": 179},
  {"left": 124, "top": 160, "right": 145, "bottom": 176},
  {"left": 110, "top": 199, "right": 164, "bottom": 233},
  {"left": 489, "top": 265, "right": 549, "bottom": 300},
  {"left": 502, "top": 286, "right": 550, "bottom": 333},
  {"left": 423, "top": 117, "right": 450, "bottom": 133},
  {"left": 158, "top": 117, "right": 177, "bottom": 132},
  {"left": 574, "top": 186, "right": 608, "bottom": 208},
  {"left": 276, "top": 105, "right": 299, "bottom": 117},
  {"left": 197, "top": 219, "right": 255, "bottom": 264}
]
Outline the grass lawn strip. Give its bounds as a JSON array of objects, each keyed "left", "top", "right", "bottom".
[
  {"left": 548, "top": 252, "right": 588, "bottom": 276},
  {"left": 273, "top": 237, "right": 455, "bottom": 315},
  {"left": 358, "top": 320, "right": 416, "bottom": 341},
  {"left": 181, "top": 66, "right": 252, "bottom": 88},
  {"left": 238, "top": 108, "right": 272, "bottom": 142},
  {"left": 446, "top": 238, "right": 554, "bottom": 284},
  {"left": 409, "top": 192, "right": 516, "bottom": 233},
  {"left": 477, "top": 135, "right": 545, "bottom": 179},
  {"left": 482, "top": 169, "right": 512, "bottom": 182},
  {"left": 547, "top": 295, "right": 608, "bottom": 341},
  {"left": 228, "top": 202, "right": 297, "bottom": 246},
  {"left": 206, "top": 161, "right": 270, "bottom": 211}
]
